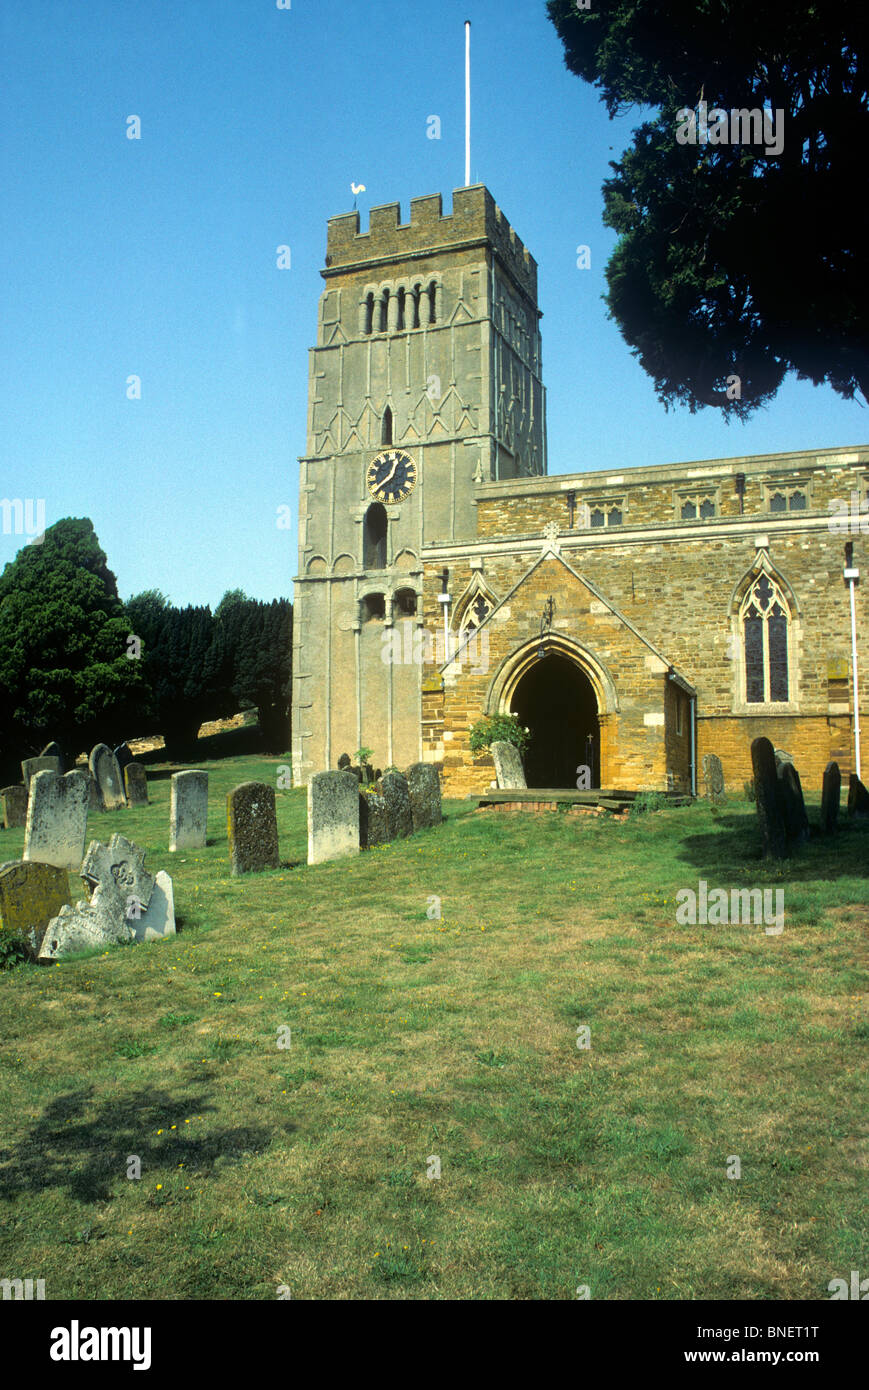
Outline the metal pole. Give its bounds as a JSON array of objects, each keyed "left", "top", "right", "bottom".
[
  {"left": 848, "top": 575, "right": 861, "bottom": 779},
  {"left": 465, "top": 21, "right": 471, "bottom": 186}
]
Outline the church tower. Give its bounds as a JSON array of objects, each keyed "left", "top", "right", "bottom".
[{"left": 291, "top": 184, "right": 547, "bottom": 783}]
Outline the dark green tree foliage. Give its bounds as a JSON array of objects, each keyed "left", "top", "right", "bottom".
[
  {"left": 0, "top": 519, "right": 145, "bottom": 769},
  {"left": 215, "top": 595, "right": 292, "bottom": 751},
  {"left": 547, "top": 1, "right": 868, "bottom": 417},
  {"left": 126, "top": 594, "right": 228, "bottom": 756}
]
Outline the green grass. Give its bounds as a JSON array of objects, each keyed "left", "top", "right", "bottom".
[{"left": 0, "top": 752, "right": 866, "bottom": 1300}]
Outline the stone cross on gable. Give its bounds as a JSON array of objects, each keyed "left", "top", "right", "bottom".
[{"left": 542, "top": 519, "right": 561, "bottom": 554}]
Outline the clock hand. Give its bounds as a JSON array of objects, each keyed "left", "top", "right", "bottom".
[{"left": 378, "top": 459, "right": 398, "bottom": 492}]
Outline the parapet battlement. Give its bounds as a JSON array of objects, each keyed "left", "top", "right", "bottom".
[{"left": 324, "top": 184, "right": 538, "bottom": 301}]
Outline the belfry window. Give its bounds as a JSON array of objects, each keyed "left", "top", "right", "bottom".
[
  {"left": 681, "top": 495, "right": 717, "bottom": 520},
  {"left": 363, "top": 502, "right": 387, "bottom": 570},
  {"left": 740, "top": 572, "right": 790, "bottom": 703},
  {"left": 767, "top": 482, "right": 810, "bottom": 512},
  {"left": 363, "top": 292, "right": 374, "bottom": 335},
  {"left": 378, "top": 290, "right": 390, "bottom": 333},
  {"left": 394, "top": 588, "right": 417, "bottom": 617},
  {"left": 382, "top": 407, "right": 393, "bottom": 446},
  {"left": 427, "top": 281, "right": 437, "bottom": 324},
  {"left": 361, "top": 593, "right": 385, "bottom": 622}
]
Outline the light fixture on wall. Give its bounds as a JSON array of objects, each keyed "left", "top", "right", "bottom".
[{"left": 537, "top": 595, "right": 554, "bottom": 660}]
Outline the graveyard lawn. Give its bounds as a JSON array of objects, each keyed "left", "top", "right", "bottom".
[{"left": 0, "top": 753, "right": 866, "bottom": 1301}]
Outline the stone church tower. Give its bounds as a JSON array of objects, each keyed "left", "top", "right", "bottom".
[{"left": 292, "top": 185, "right": 546, "bottom": 783}]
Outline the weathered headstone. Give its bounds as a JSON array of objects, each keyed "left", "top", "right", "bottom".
[
  {"left": 169, "top": 770, "right": 208, "bottom": 851},
  {"left": 701, "top": 753, "right": 725, "bottom": 802},
  {"left": 751, "top": 737, "right": 788, "bottom": 859},
  {"left": 406, "top": 762, "right": 443, "bottom": 830},
  {"left": 848, "top": 773, "right": 869, "bottom": 818},
  {"left": 307, "top": 770, "right": 359, "bottom": 865},
  {"left": 131, "top": 870, "right": 176, "bottom": 943},
  {"left": 337, "top": 753, "right": 352, "bottom": 770},
  {"left": 227, "top": 782, "right": 279, "bottom": 874},
  {"left": 380, "top": 770, "right": 413, "bottom": 840},
  {"left": 40, "top": 741, "right": 64, "bottom": 771},
  {"left": 124, "top": 763, "right": 148, "bottom": 806},
  {"left": 23, "top": 770, "right": 90, "bottom": 872},
  {"left": 114, "top": 743, "right": 135, "bottom": 772},
  {"left": 1, "top": 785, "right": 27, "bottom": 830},
  {"left": 40, "top": 833, "right": 156, "bottom": 961},
  {"left": 776, "top": 759, "right": 810, "bottom": 845},
  {"left": 820, "top": 761, "right": 841, "bottom": 833},
  {"left": 21, "top": 756, "right": 61, "bottom": 791},
  {"left": 89, "top": 744, "right": 126, "bottom": 811},
  {"left": 87, "top": 776, "right": 102, "bottom": 812},
  {"left": 359, "top": 790, "right": 390, "bottom": 849},
  {"left": 773, "top": 748, "right": 794, "bottom": 767},
  {"left": 490, "top": 741, "right": 527, "bottom": 790},
  {"left": 0, "top": 860, "right": 69, "bottom": 958},
  {"left": 81, "top": 834, "right": 156, "bottom": 914}
]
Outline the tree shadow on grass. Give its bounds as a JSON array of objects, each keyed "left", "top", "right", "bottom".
[
  {"left": 0, "top": 1083, "right": 295, "bottom": 1203},
  {"left": 675, "top": 805, "right": 869, "bottom": 883}
]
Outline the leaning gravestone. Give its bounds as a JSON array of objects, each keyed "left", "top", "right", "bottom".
[
  {"left": 307, "top": 770, "right": 359, "bottom": 865},
  {"left": 751, "top": 737, "right": 788, "bottom": 859},
  {"left": 21, "top": 756, "right": 61, "bottom": 792},
  {"left": 777, "top": 760, "right": 810, "bottom": 845},
  {"left": 820, "top": 761, "right": 841, "bottom": 834},
  {"left": 227, "top": 782, "right": 279, "bottom": 874},
  {"left": 848, "top": 774, "right": 869, "bottom": 818},
  {"left": 130, "top": 870, "right": 176, "bottom": 943},
  {"left": 380, "top": 770, "right": 413, "bottom": 840},
  {"left": 124, "top": 763, "right": 148, "bottom": 806},
  {"left": 0, "top": 860, "right": 69, "bottom": 958},
  {"left": 23, "top": 769, "right": 89, "bottom": 872},
  {"left": 1, "top": 785, "right": 27, "bottom": 830},
  {"left": 702, "top": 753, "right": 725, "bottom": 802},
  {"left": 89, "top": 744, "right": 126, "bottom": 811},
  {"left": 114, "top": 743, "right": 134, "bottom": 772},
  {"left": 359, "top": 790, "right": 390, "bottom": 849},
  {"left": 40, "top": 741, "right": 64, "bottom": 771},
  {"left": 406, "top": 762, "right": 443, "bottom": 830},
  {"left": 169, "top": 770, "right": 208, "bottom": 851},
  {"left": 490, "top": 741, "right": 527, "bottom": 790}
]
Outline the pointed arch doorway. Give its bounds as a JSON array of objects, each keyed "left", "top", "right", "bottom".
[{"left": 509, "top": 653, "right": 600, "bottom": 789}]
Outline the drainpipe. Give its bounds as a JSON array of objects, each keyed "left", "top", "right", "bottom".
[
  {"left": 845, "top": 544, "right": 861, "bottom": 779},
  {"left": 438, "top": 567, "right": 451, "bottom": 666},
  {"left": 690, "top": 693, "right": 697, "bottom": 797}
]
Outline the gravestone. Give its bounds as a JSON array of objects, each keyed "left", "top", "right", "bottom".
[
  {"left": 81, "top": 834, "right": 156, "bottom": 914},
  {"left": 701, "top": 753, "right": 725, "bottom": 802},
  {"left": 0, "top": 860, "right": 69, "bottom": 958},
  {"left": 750, "top": 737, "right": 788, "bottom": 859},
  {"left": 359, "top": 790, "right": 390, "bottom": 849},
  {"left": 820, "top": 761, "right": 841, "bottom": 834},
  {"left": 490, "top": 741, "right": 527, "bottom": 790},
  {"left": 40, "top": 741, "right": 64, "bottom": 771},
  {"left": 169, "top": 770, "right": 208, "bottom": 851},
  {"left": 380, "top": 771, "right": 413, "bottom": 840},
  {"left": 337, "top": 753, "right": 352, "bottom": 770},
  {"left": 21, "top": 756, "right": 61, "bottom": 791},
  {"left": 773, "top": 748, "right": 794, "bottom": 767},
  {"left": 23, "top": 769, "right": 90, "bottom": 872},
  {"left": 40, "top": 833, "right": 156, "bottom": 961},
  {"left": 114, "top": 743, "right": 134, "bottom": 772},
  {"left": 89, "top": 744, "right": 126, "bottom": 811},
  {"left": 1, "top": 785, "right": 27, "bottom": 830},
  {"left": 307, "top": 770, "right": 359, "bottom": 865},
  {"left": 87, "top": 776, "right": 102, "bottom": 812},
  {"left": 776, "top": 760, "right": 810, "bottom": 844},
  {"left": 131, "top": 870, "right": 176, "bottom": 943},
  {"left": 124, "top": 763, "right": 148, "bottom": 806},
  {"left": 227, "top": 782, "right": 279, "bottom": 874},
  {"left": 406, "top": 762, "right": 443, "bottom": 830},
  {"left": 848, "top": 773, "right": 869, "bottom": 818}
]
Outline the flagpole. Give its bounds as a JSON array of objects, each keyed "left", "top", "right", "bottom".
[{"left": 465, "top": 21, "right": 471, "bottom": 185}]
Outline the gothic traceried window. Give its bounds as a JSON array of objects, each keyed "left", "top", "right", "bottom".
[{"left": 740, "top": 572, "right": 790, "bottom": 704}]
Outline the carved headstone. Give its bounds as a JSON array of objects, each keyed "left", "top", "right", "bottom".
[
  {"left": 169, "top": 770, "right": 208, "bottom": 851},
  {"left": 81, "top": 834, "right": 156, "bottom": 914},
  {"left": 21, "top": 756, "right": 61, "bottom": 792},
  {"left": 701, "top": 753, "right": 725, "bottom": 801},
  {"left": 490, "top": 741, "right": 527, "bottom": 790},
  {"left": 406, "top": 762, "right": 443, "bottom": 830},
  {"left": 820, "top": 761, "right": 841, "bottom": 834},
  {"left": 89, "top": 744, "right": 126, "bottom": 811},
  {"left": 848, "top": 773, "right": 869, "bottom": 818},
  {"left": 750, "top": 737, "right": 788, "bottom": 859},
  {"left": 1, "top": 785, "right": 27, "bottom": 830},
  {"left": 124, "top": 763, "right": 148, "bottom": 806},
  {"left": 776, "top": 759, "right": 810, "bottom": 845},
  {"left": 359, "top": 790, "right": 390, "bottom": 849},
  {"left": 0, "top": 860, "right": 69, "bottom": 958},
  {"left": 380, "top": 771, "right": 413, "bottom": 840},
  {"left": 23, "top": 770, "right": 90, "bottom": 872},
  {"left": 40, "top": 833, "right": 156, "bottom": 961},
  {"left": 307, "top": 770, "right": 359, "bottom": 865},
  {"left": 227, "top": 782, "right": 279, "bottom": 875}
]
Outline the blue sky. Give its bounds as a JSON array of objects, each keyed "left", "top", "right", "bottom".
[{"left": 1, "top": 0, "right": 865, "bottom": 607}]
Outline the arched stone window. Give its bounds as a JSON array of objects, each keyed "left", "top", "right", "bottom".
[
  {"left": 393, "top": 588, "right": 417, "bottom": 617},
  {"left": 397, "top": 288, "right": 406, "bottom": 331},
  {"left": 363, "top": 502, "right": 387, "bottom": 570},
  {"left": 378, "top": 289, "right": 390, "bottom": 333},
  {"left": 382, "top": 406, "right": 393, "bottom": 446},
  {"left": 427, "top": 281, "right": 437, "bottom": 324},
  {"left": 740, "top": 571, "right": 790, "bottom": 703},
  {"left": 360, "top": 593, "right": 385, "bottom": 622},
  {"left": 363, "top": 292, "right": 375, "bottom": 335}
]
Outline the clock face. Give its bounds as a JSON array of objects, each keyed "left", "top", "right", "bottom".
[{"left": 366, "top": 450, "right": 417, "bottom": 503}]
